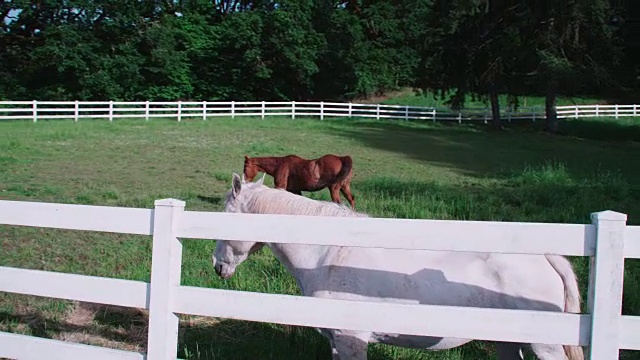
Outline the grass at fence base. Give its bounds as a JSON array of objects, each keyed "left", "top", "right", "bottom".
[{"left": 1, "top": 115, "right": 640, "bottom": 359}]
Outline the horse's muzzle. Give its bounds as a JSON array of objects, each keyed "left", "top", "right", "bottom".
[{"left": 214, "top": 263, "right": 233, "bottom": 279}]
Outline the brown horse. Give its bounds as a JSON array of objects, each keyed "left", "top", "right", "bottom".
[{"left": 243, "top": 154, "right": 356, "bottom": 209}]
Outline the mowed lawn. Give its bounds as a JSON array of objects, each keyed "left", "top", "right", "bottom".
[{"left": 1, "top": 115, "right": 640, "bottom": 359}]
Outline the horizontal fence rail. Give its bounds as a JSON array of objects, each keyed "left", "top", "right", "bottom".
[
  {"left": 4, "top": 100, "right": 638, "bottom": 123},
  {"left": 557, "top": 104, "right": 640, "bottom": 118},
  {"left": 0, "top": 199, "right": 639, "bottom": 359}
]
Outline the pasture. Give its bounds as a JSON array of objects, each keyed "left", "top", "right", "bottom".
[{"left": 1, "top": 115, "right": 640, "bottom": 359}]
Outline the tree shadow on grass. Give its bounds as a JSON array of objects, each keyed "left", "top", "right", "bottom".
[
  {"left": 556, "top": 117, "right": 640, "bottom": 143},
  {"left": 178, "top": 319, "right": 330, "bottom": 360},
  {"left": 0, "top": 303, "right": 147, "bottom": 351},
  {"left": 178, "top": 314, "right": 499, "bottom": 360},
  {"left": 323, "top": 118, "right": 640, "bottom": 183}
]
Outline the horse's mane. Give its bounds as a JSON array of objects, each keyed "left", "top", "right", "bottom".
[{"left": 242, "top": 183, "right": 367, "bottom": 218}]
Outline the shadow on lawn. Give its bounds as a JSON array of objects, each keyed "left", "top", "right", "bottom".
[
  {"left": 178, "top": 318, "right": 498, "bottom": 360},
  {"left": 0, "top": 303, "right": 148, "bottom": 348},
  {"left": 324, "top": 118, "right": 640, "bottom": 183}
]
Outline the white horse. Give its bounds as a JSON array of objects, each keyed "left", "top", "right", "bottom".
[{"left": 212, "top": 173, "right": 584, "bottom": 360}]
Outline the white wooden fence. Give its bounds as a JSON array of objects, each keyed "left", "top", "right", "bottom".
[
  {"left": 1, "top": 199, "right": 640, "bottom": 359},
  {"left": 557, "top": 104, "right": 640, "bottom": 119},
  {"left": 1, "top": 100, "right": 637, "bottom": 123},
  {"left": 0, "top": 100, "right": 547, "bottom": 123}
]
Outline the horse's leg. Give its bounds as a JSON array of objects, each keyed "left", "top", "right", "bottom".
[
  {"left": 496, "top": 342, "right": 524, "bottom": 360},
  {"left": 529, "top": 343, "right": 569, "bottom": 360},
  {"left": 340, "top": 183, "right": 356, "bottom": 209},
  {"left": 273, "top": 168, "right": 289, "bottom": 189},
  {"left": 331, "top": 331, "right": 369, "bottom": 360},
  {"left": 329, "top": 184, "right": 342, "bottom": 204}
]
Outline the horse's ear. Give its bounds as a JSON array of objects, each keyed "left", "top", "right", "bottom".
[
  {"left": 256, "top": 173, "right": 266, "bottom": 185},
  {"left": 231, "top": 172, "right": 242, "bottom": 197},
  {"left": 244, "top": 155, "right": 249, "bottom": 161}
]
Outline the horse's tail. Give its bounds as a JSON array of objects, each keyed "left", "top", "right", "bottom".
[
  {"left": 336, "top": 155, "right": 353, "bottom": 184},
  {"left": 545, "top": 254, "right": 585, "bottom": 360}
]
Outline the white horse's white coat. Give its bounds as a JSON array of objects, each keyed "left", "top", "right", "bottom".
[{"left": 212, "top": 173, "right": 584, "bottom": 360}]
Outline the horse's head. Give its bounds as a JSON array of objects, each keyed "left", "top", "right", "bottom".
[
  {"left": 213, "top": 239, "right": 265, "bottom": 279},
  {"left": 243, "top": 155, "right": 260, "bottom": 182},
  {"left": 213, "top": 172, "right": 266, "bottom": 279}
]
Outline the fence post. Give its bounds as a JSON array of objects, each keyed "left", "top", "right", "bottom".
[
  {"left": 145, "top": 101, "right": 150, "bottom": 121},
  {"left": 202, "top": 101, "right": 207, "bottom": 121},
  {"left": 376, "top": 104, "right": 380, "bottom": 120},
  {"left": 404, "top": 106, "right": 409, "bottom": 121},
  {"left": 587, "top": 210, "right": 627, "bottom": 360},
  {"left": 634, "top": 104, "right": 637, "bottom": 117},
  {"left": 320, "top": 101, "right": 324, "bottom": 120},
  {"left": 531, "top": 107, "right": 535, "bottom": 122},
  {"left": 147, "top": 198, "right": 185, "bottom": 360},
  {"left": 615, "top": 105, "right": 619, "bottom": 119},
  {"left": 483, "top": 108, "right": 488, "bottom": 124},
  {"left": 32, "top": 100, "right": 37, "bottom": 123},
  {"left": 457, "top": 111, "right": 462, "bottom": 124},
  {"left": 595, "top": 104, "right": 600, "bottom": 117},
  {"left": 231, "top": 101, "right": 235, "bottom": 119},
  {"left": 291, "top": 101, "right": 295, "bottom": 120},
  {"left": 108, "top": 101, "right": 114, "bottom": 122},
  {"left": 348, "top": 102, "right": 352, "bottom": 118},
  {"left": 432, "top": 109, "right": 436, "bottom": 122},
  {"left": 261, "top": 101, "right": 265, "bottom": 120},
  {"left": 574, "top": 106, "right": 579, "bottom": 119},
  {"left": 177, "top": 101, "right": 182, "bottom": 122},
  {"left": 74, "top": 100, "right": 79, "bottom": 122}
]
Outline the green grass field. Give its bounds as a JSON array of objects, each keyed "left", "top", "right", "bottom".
[{"left": 1, "top": 113, "right": 640, "bottom": 359}]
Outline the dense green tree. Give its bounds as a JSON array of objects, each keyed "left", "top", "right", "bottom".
[
  {"left": 0, "top": 0, "right": 635, "bottom": 109},
  {"left": 416, "top": 1, "right": 532, "bottom": 128},
  {"left": 519, "top": 0, "right": 624, "bottom": 132}
]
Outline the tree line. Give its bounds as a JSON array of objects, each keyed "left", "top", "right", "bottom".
[{"left": 1, "top": 0, "right": 638, "bottom": 131}]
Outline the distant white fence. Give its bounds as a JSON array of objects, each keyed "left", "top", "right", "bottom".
[
  {"left": 557, "top": 104, "right": 640, "bottom": 119},
  {"left": 1, "top": 100, "right": 637, "bottom": 123},
  {"left": 0, "top": 100, "right": 548, "bottom": 123},
  {"left": 1, "top": 199, "right": 640, "bottom": 360}
]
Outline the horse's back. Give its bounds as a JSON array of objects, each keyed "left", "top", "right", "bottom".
[
  {"left": 313, "top": 248, "right": 565, "bottom": 312},
  {"left": 314, "top": 154, "right": 352, "bottom": 179}
]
